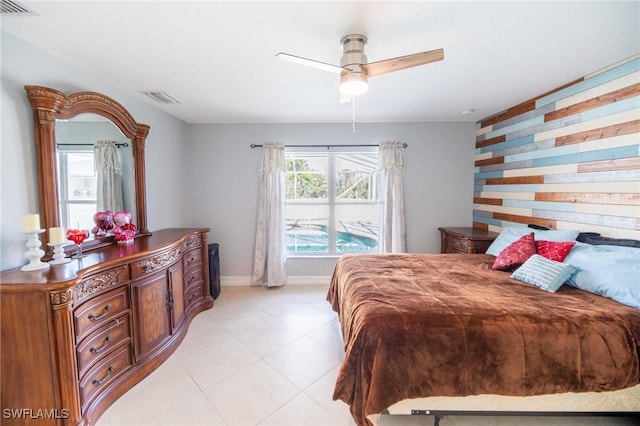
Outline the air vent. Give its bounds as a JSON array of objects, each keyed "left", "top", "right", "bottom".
[
  {"left": 141, "top": 91, "right": 181, "bottom": 104},
  {"left": 1, "top": 0, "right": 33, "bottom": 14}
]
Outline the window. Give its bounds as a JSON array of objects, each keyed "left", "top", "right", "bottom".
[
  {"left": 285, "top": 149, "right": 378, "bottom": 255},
  {"left": 57, "top": 150, "right": 97, "bottom": 230}
]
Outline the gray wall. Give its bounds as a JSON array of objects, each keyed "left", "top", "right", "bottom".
[
  {"left": 186, "top": 122, "right": 475, "bottom": 280},
  {"left": 1, "top": 30, "right": 476, "bottom": 280},
  {"left": 1, "top": 31, "right": 190, "bottom": 269}
]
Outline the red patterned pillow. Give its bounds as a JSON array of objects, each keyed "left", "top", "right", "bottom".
[
  {"left": 492, "top": 232, "right": 536, "bottom": 271},
  {"left": 535, "top": 240, "right": 575, "bottom": 262}
]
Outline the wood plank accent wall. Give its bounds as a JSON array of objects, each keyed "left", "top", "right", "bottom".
[{"left": 473, "top": 55, "right": 640, "bottom": 239}]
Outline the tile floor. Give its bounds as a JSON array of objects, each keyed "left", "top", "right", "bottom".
[{"left": 97, "top": 285, "right": 638, "bottom": 426}]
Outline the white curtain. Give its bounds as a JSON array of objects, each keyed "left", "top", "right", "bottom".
[
  {"left": 253, "top": 143, "right": 288, "bottom": 287},
  {"left": 378, "top": 141, "right": 406, "bottom": 253},
  {"left": 94, "top": 140, "right": 123, "bottom": 212}
]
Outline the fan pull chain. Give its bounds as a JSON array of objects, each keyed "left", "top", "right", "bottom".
[{"left": 352, "top": 97, "right": 356, "bottom": 133}]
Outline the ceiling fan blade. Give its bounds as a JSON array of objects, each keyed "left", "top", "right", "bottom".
[
  {"left": 275, "top": 52, "right": 345, "bottom": 74},
  {"left": 362, "top": 48, "right": 444, "bottom": 77}
]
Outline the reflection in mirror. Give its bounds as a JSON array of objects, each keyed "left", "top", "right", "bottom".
[{"left": 55, "top": 114, "right": 136, "bottom": 240}]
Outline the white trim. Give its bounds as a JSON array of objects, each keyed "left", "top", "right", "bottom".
[
  {"left": 221, "top": 275, "right": 331, "bottom": 287},
  {"left": 286, "top": 275, "right": 331, "bottom": 286}
]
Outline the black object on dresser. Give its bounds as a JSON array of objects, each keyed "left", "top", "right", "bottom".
[{"left": 208, "top": 243, "right": 221, "bottom": 299}]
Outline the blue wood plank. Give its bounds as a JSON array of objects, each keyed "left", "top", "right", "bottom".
[
  {"left": 571, "top": 96, "right": 640, "bottom": 123},
  {"left": 536, "top": 58, "right": 640, "bottom": 108},
  {"left": 484, "top": 115, "right": 545, "bottom": 140},
  {"left": 506, "top": 143, "right": 580, "bottom": 163},
  {"left": 532, "top": 145, "right": 640, "bottom": 167},
  {"left": 533, "top": 209, "right": 639, "bottom": 229},
  {"left": 474, "top": 170, "right": 504, "bottom": 179},
  {"left": 490, "top": 103, "right": 555, "bottom": 132},
  {"left": 472, "top": 215, "right": 502, "bottom": 227},
  {"left": 489, "top": 139, "right": 557, "bottom": 159},
  {"left": 545, "top": 169, "right": 640, "bottom": 183}
]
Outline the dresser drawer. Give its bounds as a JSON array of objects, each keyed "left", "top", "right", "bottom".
[
  {"left": 75, "top": 265, "right": 129, "bottom": 303},
  {"left": 130, "top": 247, "right": 183, "bottom": 279},
  {"left": 446, "top": 236, "right": 470, "bottom": 253},
  {"left": 183, "top": 248, "right": 202, "bottom": 272},
  {"left": 439, "top": 227, "right": 499, "bottom": 254},
  {"left": 79, "top": 344, "right": 133, "bottom": 408},
  {"left": 74, "top": 286, "right": 130, "bottom": 341},
  {"left": 184, "top": 267, "right": 203, "bottom": 291},
  {"left": 184, "top": 282, "right": 203, "bottom": 307},
  {"left": 77, "top": 313, "right": 131, "bottom": 378}
]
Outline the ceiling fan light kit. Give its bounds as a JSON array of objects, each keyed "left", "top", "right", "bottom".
[{"left": 339, "top": 71, "right": 368, "bottom": 96}]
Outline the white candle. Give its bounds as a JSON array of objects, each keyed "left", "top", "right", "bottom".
[
  {"left": 22, "top": 214, "right": 41, "bottom": 233},
  {"left": 49, "top": 227, "right": 66, "bottom": 244}
]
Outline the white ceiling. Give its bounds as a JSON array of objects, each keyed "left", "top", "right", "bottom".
[{"left": 2, "top": 1, "right": 639, "bottom": 124}]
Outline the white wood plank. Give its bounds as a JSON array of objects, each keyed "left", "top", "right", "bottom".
[
  {"left": 579, "top": 133, "right": 640, "bottom": 153},
  {"left": 534, "top": 109, "right": 640, "bottom": 142},
  {"left": 536, "top": 181, "right": 640, "bottom": 193},
  {"left": 556, "top": 221, "right": 640, "bottom": 239},
  {"left": 479, "top": 191, "right": 535, "bottom": 200},
  {"left": 575, "top": 203, "right": 640, "bottom": 218},
  {"left": 503, "top": 164, "right": 577, "bottom": 178},
  {"left": 555, "top": 71, "right": 640, "bottom": 110}
]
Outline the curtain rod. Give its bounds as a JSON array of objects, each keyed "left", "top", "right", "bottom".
[
  {"left": 250, "top": 143, "right": 407, "bottom": 149},
  {"left": 57, "top": 142, "right": 129, "bottom": 148}
]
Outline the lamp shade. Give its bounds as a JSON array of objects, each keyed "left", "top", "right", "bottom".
[{"left": 340, "top": 71, "right": 368, "bottom": 96}]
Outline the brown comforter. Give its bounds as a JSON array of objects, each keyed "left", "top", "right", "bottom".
[{"left": 327, "top": 253, "right": 640, "bottom": 426}]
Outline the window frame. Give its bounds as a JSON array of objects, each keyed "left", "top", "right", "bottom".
[{"left": 285, "top": 147, "right": 379, "bottom": 257}]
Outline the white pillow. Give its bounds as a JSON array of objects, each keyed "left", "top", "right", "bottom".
[{"left": 486, "top": 226, "right": 580, "bottom": 256}]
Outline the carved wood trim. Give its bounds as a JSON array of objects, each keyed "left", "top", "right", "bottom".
[
  {"left": 76, "top": 266, "right": 128, "bottom": 301},
  {"left": 50, "top": 288, "right": 74, "bottom": 308},
  {"left": 183, "top": 236, "right": 201, "bottom": 250},
  {"left": 138, "top": 248, "right": 183, "bottom": 273}
]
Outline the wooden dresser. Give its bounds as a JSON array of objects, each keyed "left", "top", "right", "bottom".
[
  {"left": 438, "top": 227, "right": 499, "bottom": 254},
  {"left": 0, "top": 228, "right": 213, "bottom": 426}
]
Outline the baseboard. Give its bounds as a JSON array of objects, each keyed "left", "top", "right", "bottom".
[{"left": 221, "top": 276, "right": 331, "bottom": 286}]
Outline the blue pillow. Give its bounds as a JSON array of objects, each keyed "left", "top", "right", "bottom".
[
  {"left": 486, "top": 226, "right": 580, "bottom": 256},
  {"left": 511, "top": 254, "right": 578, "bottom": 293},
  {"left": 564, "top": 242, "right": 640, "bottom": 309}
]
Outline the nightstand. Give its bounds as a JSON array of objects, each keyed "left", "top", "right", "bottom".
[{"left": 438, "top": 227, "right": 499, "bottom": 254}]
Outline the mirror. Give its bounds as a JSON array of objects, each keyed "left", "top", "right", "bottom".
[
  {"left": 25, "top": 85, "right": 150, "bottom": 254},
  {"left": 55, "top": 113, "right": 136, "bottom": 235}
]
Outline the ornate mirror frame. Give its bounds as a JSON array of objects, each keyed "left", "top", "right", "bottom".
[{"left": 25, "top": 85, "right": 150, "bottom": 253}]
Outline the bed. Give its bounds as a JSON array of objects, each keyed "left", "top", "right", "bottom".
[{"left": 327, "top": 247, "right": 640, "bottom": 426}]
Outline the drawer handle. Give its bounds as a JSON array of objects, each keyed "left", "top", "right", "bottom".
[
  {"left": 89, "top": 335, "right": 111, "bottom": 354},
  {"left": 187, "top": 256, "right": 195, "bottom": 265},
  {"left": 88, "top": 304, "right": 111, "bottom": 321},
  {"left": 91, "top": 366, "right": 113, "bottom": 386},
  {"left": 187, "top": 275, "right": 195, "bottom": 285}
]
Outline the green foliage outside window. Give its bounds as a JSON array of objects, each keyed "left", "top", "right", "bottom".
[{"left": 286, "top": 158, "right": 374, "bottom": 200}]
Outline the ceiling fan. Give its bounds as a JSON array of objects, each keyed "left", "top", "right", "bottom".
[{"left": 276, "top": 34, "right": 444, "bottom": 101}]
